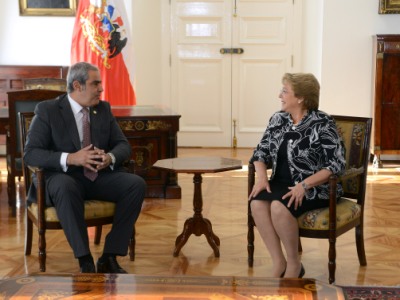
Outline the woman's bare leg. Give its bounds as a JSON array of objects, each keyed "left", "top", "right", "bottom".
[
  {"left": 250, "top": 200, "right": 286, "bottom": 277},
  {"left": 270, "top": 201, "right": 302, "bottom": 278}
]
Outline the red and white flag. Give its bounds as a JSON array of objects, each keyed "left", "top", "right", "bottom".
[{"left": 71, "top": 0, "right": 136, "bottom": 106}]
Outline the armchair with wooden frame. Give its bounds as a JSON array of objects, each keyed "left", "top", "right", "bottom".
[
  {"left": 6, "top": 89, "right": 65, "bottom": 216},
  {"left": 19, "top": 112, "right": 136, "bottom": 272},
  {"left": 247, "top": 115, "right": 372, "bottom": 284}
]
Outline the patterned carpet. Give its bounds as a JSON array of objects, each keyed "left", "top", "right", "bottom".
[{"left": 341, "top": 285, "right": 400, "bottom": 300}]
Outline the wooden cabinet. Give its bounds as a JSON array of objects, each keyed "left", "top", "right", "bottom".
[
  {"left": 372, "top": 35, "right": 400, "bottom": 167},
  {"left": 112, "top": 106, "right": 181, "bottom": 198}
]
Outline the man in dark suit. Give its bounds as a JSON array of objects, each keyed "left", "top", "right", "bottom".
[{"left": 23, "top": 62, "right": 146, "bottom": 273}]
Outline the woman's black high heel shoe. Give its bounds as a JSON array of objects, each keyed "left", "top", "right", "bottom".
[
  {"left": 279, "top": 263, "right": 287, "bottom": 278},
  {"left": 280, "top": 268, "right": 286, "bottom": 278},
  {"left": 298, "top": 263, "right": 305, "bottom": 278}
]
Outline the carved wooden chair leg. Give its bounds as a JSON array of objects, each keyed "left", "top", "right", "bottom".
[
  {"left": 25, "top": 215, "right": 33, "bottom": 255},
  {"left": 356, "top": 224, "right": 367, "bottom": 266},
  {"left": 129, "top": 226, "right": 136, "bottom": 261},
  {"left": 247, "top": 210, "right": 255, "bottom": 268},
  {"left": 38, "top": 228, "right": 47, "bottom": 272},
  {"left": 94, "top": 226, "right": 102, "bottom": 245},
  {"left": 328, "top": 237, "right": 336, "bottom": 284},
  {"left": 7, "top": 174, "right": 16, "bottom": 208}
]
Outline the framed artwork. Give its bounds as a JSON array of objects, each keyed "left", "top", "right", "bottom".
[
  {"left": 19, "top": 0, "right": 78, "bottom": 16},
  {"left": 379, "top": 0, "right": 400, "bottom": 14}
]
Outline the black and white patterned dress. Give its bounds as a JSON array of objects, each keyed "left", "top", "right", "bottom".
[{"left": 249, "top": 110, "right": 346, "bottom": 217}]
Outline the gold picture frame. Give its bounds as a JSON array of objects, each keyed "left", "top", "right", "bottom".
[
  {"left": 19, "top": 0, "right": 78, "bottom": 16},
  {"left": 379, "top": 0, "right": 400, "bottom": 14}
]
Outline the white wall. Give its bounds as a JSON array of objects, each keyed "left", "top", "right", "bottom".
[
  {"left": 132, "top": 1, "right": 163, "bottom": 105},
  {"left": 1, "top": 0, "right": 400, "bottom": 116},
  {"left": 301, "top": 0, "right": 323, "bottom": 78},
  {"left": 0, "top": 1, "right": 74, "bottom": 66},
  {"left": 319, "top": 0, "right": 400, "bottom": 117}
]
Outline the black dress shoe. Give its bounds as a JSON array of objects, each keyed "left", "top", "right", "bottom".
[
  {"left": 96, "top": 257, "right": 127, "bottom": 274},
  {"left": 80, "top": 261, "right": 96, "bottom": 273}
]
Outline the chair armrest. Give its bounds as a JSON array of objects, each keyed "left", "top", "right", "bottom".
[
  {"left": 27, "top": 165, "right": 41, "bottom": 174},
  {"left": 26, "top": 165, "right": 47, "bottom": 224},
  {"left": 122, "top": 159, "right": 135, "bottom": 174},
  {"left": 338, "top": 167, "right": 364, "bottom": 182},
  {"left": 248, "top": 162, "right": 255, "bottom": 197},
  {"left": 328, "top": 174, "right": 338, "bottom": 233}
]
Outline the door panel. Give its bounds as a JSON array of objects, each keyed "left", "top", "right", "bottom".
[
  {"left": 171, "top": 0, "right": 232, "bottom": 147},
  {"left": 178, "top": 58, "right": 226, "bottom": 132},
  {"left": 232, "top": 0, "right": 296, "bottom": 147},
  {"left": 236, "top": 58, "right": 285, "bottom": 131}
]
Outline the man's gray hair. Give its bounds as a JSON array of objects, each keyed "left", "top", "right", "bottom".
[{"left": 66, "top": 62, "right": 99, "bottom": 93}]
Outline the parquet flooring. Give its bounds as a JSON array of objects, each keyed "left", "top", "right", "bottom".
[{"left": 0, "top": 148, "right": 399, "bottom": 287}]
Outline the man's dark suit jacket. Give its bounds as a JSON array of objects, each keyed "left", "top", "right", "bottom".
[{"left": 23, "top": 93, "right": 131, "bottom": 203}]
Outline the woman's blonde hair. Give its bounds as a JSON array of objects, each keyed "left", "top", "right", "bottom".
[{"left": 282, "top": 73, "right": 320, "bottom": 110}]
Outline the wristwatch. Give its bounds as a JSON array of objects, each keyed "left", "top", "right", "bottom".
[{"left": 301, "top": 181, "right": 309, "bottom": 191}]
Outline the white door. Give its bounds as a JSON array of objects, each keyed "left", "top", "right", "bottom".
[{"left": 171, "top": 0, "right": 302, "bottom": 147}]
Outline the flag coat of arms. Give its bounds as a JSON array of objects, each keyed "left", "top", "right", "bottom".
[{"left": 71, "top": 0, "right": 136, "bottom": 106}]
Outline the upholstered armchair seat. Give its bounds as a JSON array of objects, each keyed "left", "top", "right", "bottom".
[
  {"left": 29, "top": 201, "right": 116, "bottom": 222},
  {"left": 298, "top": 198, "right": 361, "bottom": 230}
]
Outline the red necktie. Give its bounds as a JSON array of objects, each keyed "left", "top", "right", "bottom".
[{"left": 82, "top": 108, "right": 98, "bottom": 181}]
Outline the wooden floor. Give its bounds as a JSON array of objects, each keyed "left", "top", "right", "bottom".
[{"left": 0, "top": 147, "right": 399, "bottom": 287}]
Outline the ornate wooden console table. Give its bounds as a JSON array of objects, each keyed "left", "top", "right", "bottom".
[{"left": 113, "top": 105, "right": 181, "bottom": 198}]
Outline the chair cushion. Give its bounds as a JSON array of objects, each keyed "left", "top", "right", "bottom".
[
  {"left": 28, "top": 200, "right": 116, "bottom": 222},
  {"left": 298, "top": 198, "right": 361, "bottom": 230}
]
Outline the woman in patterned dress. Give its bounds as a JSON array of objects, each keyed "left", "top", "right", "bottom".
[{"left": 248, "top": 73, "right": 346, "bottom": 278}]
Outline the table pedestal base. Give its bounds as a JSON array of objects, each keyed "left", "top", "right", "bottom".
[
  {"left": 173, "top": 216, "right": 220, "bottom": 257},
  {"left": 173, "top": 173, "right": 220, "bottom": 257}
]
